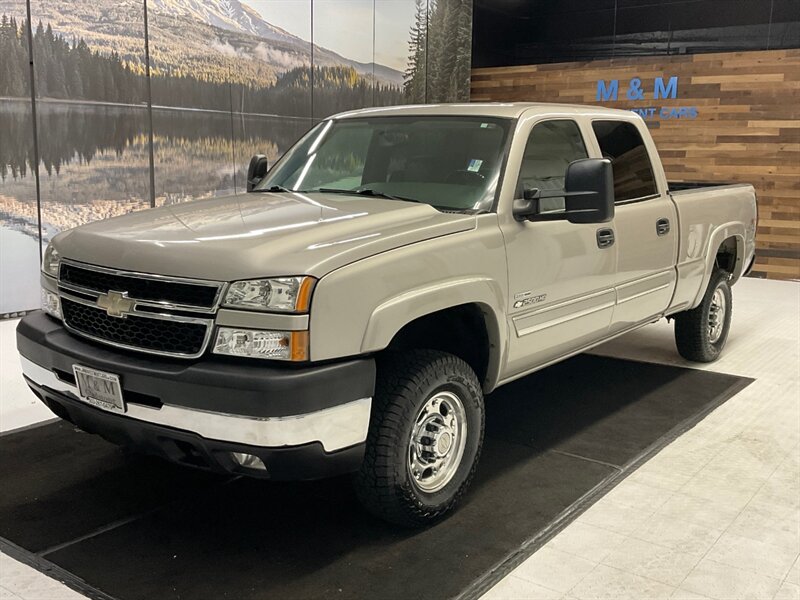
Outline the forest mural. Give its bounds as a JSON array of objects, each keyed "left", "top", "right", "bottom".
[{"left": 0, "top": 0, "right": 473, "bottom": 315}]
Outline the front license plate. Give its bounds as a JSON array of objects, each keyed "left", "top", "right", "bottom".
[{"left": 73, "top": 365, "right": 125, "bottom": 414}]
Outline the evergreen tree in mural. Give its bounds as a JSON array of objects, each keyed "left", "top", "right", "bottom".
[
  {"left": 403, "top": 0, "right": 472, "bottom": 104},
  {"left": 0, "top": 15, "right": 28, "bottom": 98},
  {"left": 404, "top": 0, "right": 428, "bottom": 103},
  {"left": 0, "top": 16, "right": 403, "bottom": 117}
]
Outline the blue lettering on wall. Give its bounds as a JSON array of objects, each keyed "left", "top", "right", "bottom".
[
  {"left": 660, "top": 106, "right": 698, "bottom": 119},
  {"left": 654, "top": 76, "right": 679, "bottom": 99},
  {"left": 631, "top": 107, "right": 658, "bottom": 118},
  {"left": 596, "top": 79, "right": 619, "bottom": 101},
  {"left": 595, "top": 75, "right": 696, "bottom": 120},
  {"left": 626, "top": 77, "right": 645, "bottom": 100}
]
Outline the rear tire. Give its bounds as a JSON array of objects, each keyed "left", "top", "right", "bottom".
[
  {"left": 674, "top": 269, "right": 733, "bottom": 362},
  {"left": 353, "top": 350, "right": 484, "bottom": 527}
]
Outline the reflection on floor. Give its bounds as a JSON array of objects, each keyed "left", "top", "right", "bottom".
[
  {"left": 483, "top": 277, "right": 800, "bottom": 600},
  {"left": 0, "top": 277, "right": 798, "bottom": 600}
]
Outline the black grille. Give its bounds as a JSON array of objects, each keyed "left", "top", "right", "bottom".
[
  {"left": 61, "top": 298, "right": 209, "bottom": 356},
  {"left": 60, "top": 263, "right": 219, "bottom": 308}
]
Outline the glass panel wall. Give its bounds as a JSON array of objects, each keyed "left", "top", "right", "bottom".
[
  {"left": 0, "top": 0, "right": 472, "bottom": 315},
  {"left": 312, "top": 0, "right": 374, "bottom": 119},
  {"left": 0, "top": 1, "right": 39, "bottom": 315},
  {"left": 30, "top": 0, "right": 152, "bottom": 243}
]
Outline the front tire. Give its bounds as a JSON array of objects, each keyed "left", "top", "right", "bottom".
[
  {"left": 674, "top": 269, "right": 733, "bottom": 362},
  {"left": 354, "top": 350, "right": 485, "bottom": 527}
]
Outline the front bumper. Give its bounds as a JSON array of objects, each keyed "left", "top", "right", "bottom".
[{"left": 17, "top": 311, "right": 375, "bottom": 480}]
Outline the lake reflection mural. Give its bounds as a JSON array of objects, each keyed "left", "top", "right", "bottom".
[{"left": 0, "top": 0, "right": 473, "bottom": 314}]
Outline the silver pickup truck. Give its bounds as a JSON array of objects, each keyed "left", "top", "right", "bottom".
[{"left": 18, "top": 103, "right": 757, "bottom": 526}]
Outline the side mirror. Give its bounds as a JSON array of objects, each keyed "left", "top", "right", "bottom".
[
  {"left": 247, "top": 154, "right": 269, "bottom": 192},
  {"left": 512, "top": 190, "right": 540, "bottom": 221},
  {"left": 564, "top": 158, "right": 615, "bottom": 224},
  {"left": 512, "top": 158, "right": 614, "bottom": 224}
]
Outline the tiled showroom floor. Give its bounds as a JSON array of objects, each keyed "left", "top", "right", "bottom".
[{"left": 1, "top": 277, "right": 798, "bottom": 600}]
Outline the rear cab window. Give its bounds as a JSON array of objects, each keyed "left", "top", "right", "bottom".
[{"left": 591, "top": 120, "right": 658, "bottom": 202}]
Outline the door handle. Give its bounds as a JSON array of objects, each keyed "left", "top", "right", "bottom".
[
  {"left": 656, "top": 218, "right": 671, "bottom": 236},
  {"left": 596, "top": 228, "right": 615, "bottom": 249}
]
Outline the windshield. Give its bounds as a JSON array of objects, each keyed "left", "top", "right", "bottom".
[{"left": 257, "top": 116, "right": 512, "bottom": 212}]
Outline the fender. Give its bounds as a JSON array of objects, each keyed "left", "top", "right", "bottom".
[
  {"left": 691, "top": 222, "right": 745, "bottom": 308},
  {"left": 361, "top": 277, "right": 508, "bottom": 391}
]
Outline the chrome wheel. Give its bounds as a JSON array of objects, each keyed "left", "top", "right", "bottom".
[
  {"left": 407, "top": 390, "right": 468, "bottom": 493},
  {"left": 708, "top": 286, "right": 727, "bottom": 343}
]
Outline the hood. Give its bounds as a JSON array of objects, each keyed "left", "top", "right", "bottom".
[{"left": 54, "top": 192, "right": 476, "bottom": 281}]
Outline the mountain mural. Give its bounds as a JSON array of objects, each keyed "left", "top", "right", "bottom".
[
  {"left": 149, "top": 0, "right": 301, "bottom": 43},
  {"left": 0, "top": 0, "right": 403, "bottom": 88},
  {"left": 0, "top": 0, "right": 473, "bottom": 315}
]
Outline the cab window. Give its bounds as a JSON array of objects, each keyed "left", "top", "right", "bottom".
[
  {"left": 516, "top": 120, "right": 588, "bottom": 212},
  {"left": 591, "top": 120, "right": 657, "bottom": 202}
]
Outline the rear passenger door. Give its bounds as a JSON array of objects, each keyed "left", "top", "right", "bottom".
[{"left": 590, "top": 120, "right": 678, "bottom": 332}]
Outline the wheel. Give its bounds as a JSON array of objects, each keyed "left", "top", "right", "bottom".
[
  {"left": 674, "top": 269, "right": 733, "bottom": 362},
  {"left": 354, "top": 350, "right": 485, "bottom": 527}
]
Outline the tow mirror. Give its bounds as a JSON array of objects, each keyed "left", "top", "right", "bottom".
[
  {"left": 564, "top": 158, "right": 614, "bottom": 224},
  {"left": 512, "top": 158, "right": 615, "bottom": 224},
  {"left": 247, "top": 154, "right": 269, "bottom": 192}
]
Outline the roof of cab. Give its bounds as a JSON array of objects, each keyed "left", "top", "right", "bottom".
[{"left": 332, "top": 102, "right": 637, "bottom": 120}]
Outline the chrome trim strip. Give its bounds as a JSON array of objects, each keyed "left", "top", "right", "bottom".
[
  {"left": 615, "top": 269, "right": 675, "bottom": 291},
  {"left": 516, "top": 300, "right": 615, "bottom": 336},
  {"left": 512, "top": 288, "right": 617, "bottom": 337},
  {"left": 58, "top": 281, "right": 224, "bottom": 316},
  {"left": 616, "top": 283, "right": 671, "bottom": 305},
  {"left": 57, "top": 281, "right": 100, "bottom": 297},
  {"left": 20, "top": 356, "right": 371, "bottom": 453},
  {"left": 59, "top": 292, "right": 212, "bottom": 325},
  {"left": 514, "top": 287, "right": 615, "bottom": 317},
  {"left": 59, "top": 258, "right": 226, "bottom": 312},
  {"left": 59, "top": 292, "right": 214, "bottom": 359}
]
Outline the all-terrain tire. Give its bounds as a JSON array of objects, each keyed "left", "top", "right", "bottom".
[
  {"left": 353, "top": 350, "right": 485, "bottom": 527},
  {"left": 674, "top": 269, "right": 733, "bottom": 362}
]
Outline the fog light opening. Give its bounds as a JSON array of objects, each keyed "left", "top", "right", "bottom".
[{"left": 231, "top": 452, "right": 267, "bottom": 471}]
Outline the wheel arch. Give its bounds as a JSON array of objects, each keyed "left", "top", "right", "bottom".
[
  {"left": 361, "top": 279, "right": 506, "bottom": 392},
  {"left": 691, "top": 224, "right": 745, "bottom": 308}
]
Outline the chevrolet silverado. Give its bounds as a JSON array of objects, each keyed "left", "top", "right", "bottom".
[{"left": 17, "top": 103, "right": 757, "bottom": 526}]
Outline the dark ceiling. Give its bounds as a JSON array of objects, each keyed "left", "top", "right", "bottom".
[{"left": 472, "top": 0, "right": 800, "bottom": 68}]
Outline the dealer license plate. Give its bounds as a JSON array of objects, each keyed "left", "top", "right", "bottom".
[{"left": 73, "top": 365, "right": 125, "bottom": 414}]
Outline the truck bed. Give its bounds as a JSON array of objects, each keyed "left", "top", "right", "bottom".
[{"left": 668, "top": 181, "right": 740, "bottom": 193}]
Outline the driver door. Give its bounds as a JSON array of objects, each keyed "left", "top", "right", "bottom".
[{"left": 500, "top": 118, "right": 618, "bottom": 378}]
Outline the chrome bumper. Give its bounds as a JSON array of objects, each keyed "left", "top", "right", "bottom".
[{"left": 20, "top": 356, "right": 371, "bottom": 453}]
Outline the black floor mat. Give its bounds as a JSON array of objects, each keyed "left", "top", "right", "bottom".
[{"left": 0, "top": 355, "right": 751, "bottom": 600}]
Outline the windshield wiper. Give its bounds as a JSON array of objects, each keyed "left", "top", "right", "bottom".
[
  {"left": 308, "top": 187, "right": 454, "bottom": 212},
  {"left": 313, "top": 187, "right": 423, "bottom": 204},
  {"left": 256, "top": 185, "right": 293, "bottom": 193}
]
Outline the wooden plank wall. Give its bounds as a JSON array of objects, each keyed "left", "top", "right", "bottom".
[{"left": 472, "top": 49, "right": 800, "bottom": 280}]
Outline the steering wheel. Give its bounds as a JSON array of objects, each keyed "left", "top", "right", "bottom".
[{"left": 445, "top": 170, "right": 486, "bottom": 185}]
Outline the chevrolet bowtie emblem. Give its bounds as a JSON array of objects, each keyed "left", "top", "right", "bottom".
[{"left": 96, "top": 291, "right": 135, "bottom": 318}]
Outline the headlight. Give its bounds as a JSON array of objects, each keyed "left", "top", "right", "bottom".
[
  {"left": 42, "top": 244, "right": 60, "bottom": 278},
  {"left": 223, "top": 277, "right": 315, "bottom": 312},
  {"left": 213, "top": 327, "right": 308, "bottom": 361},
  {"left": 41, "top": 288, "right": 61, "bottom": 319}
]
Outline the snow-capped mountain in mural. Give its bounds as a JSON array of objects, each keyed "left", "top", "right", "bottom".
[
  {"left": 149, "top": 0, "right": 301, "bottom": 44},
  {"left": 0, "top": 0, "right": 404, "bottom": 87}
]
